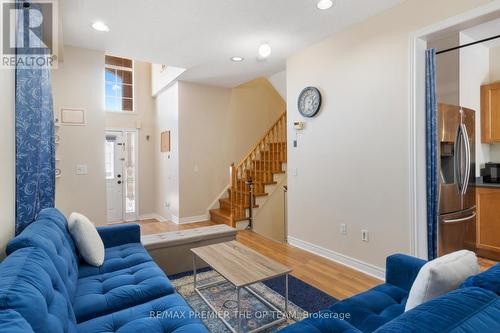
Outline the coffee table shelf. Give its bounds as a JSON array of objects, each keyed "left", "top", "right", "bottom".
[{"left": 191, "top": 241, "right": 292, "bottom": 333}]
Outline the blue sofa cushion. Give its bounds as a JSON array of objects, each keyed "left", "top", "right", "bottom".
[
  {"left": 77, "top": 293, "right": 208, "bottom": 333},
  {"left": 74, "top": 261, "right": 176, "bottom": 323},
  {"left": 280, "top": 283, "right": 408, "bottom": 333},
  {"left": 461, "top": 263, "right": 500, "bottom": 296},
  {"left": 278, "top": 312, "right": 362, "bottom": 333},
  {"left": 385, "top": 254, "right": 426, "bottom": 292},
  {"left": 0, "top": 247, "right": 77, "bottom": 333},
  {"left": 374, "top": 287, "right": 500, "bottom": 333},
  {"left": 331, "top": 283, "right": 408, "bottom": 332},
  {"left": 97, "top": 224, "right": 141, "bottom": 248},
  {"left": 78, "top": 242, "right": 154, "bottom": 278},
  {"left": 0, "top": 310, "right": 35, "bottom": 333},
  {"left": 6, "top": 208, "right": 79, "bottom": 300}
]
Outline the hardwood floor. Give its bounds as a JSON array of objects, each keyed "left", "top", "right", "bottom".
[
  {"left": 131, "top": 218, "right": 497, "bottom": 300},
  {"left": 478, "top": 256, "right": 497, "bottom": 272},
  {"left": 134, "top": 219, "right": 380, "bottom": 300}
]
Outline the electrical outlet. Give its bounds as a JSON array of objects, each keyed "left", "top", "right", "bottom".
[
  {"left": 75, "top": 164, "right": 88, "bottom": 175},
  {"left": 340, "top": 224, "right": 347, "bottom": 235},
  {"left": 361, "top": 230, "right": 369, "bottom": 242}
]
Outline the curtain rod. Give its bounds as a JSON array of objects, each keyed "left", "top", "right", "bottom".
[{"left": 436, "top": 34, "right": 500, "bottom": 55}]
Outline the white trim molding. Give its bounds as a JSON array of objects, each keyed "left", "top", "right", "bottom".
[
  {"left": 171, "top": 214, "right": 210, "bottom": 225},
  {"left": 288, "top": 236, "right": 385, "bottom": 280},
  {"left": 139, "top": 213, "right": 169, "bottom": 222}
]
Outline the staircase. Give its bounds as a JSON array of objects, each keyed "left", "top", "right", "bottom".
[{"left": 210, "top": 112, "right": 287, "bottom": 227}]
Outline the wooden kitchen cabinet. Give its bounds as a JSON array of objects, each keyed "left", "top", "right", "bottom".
[
  {"left": 481, "top": 82, "right": 500, "bottom": 143},
  {"left": 476, "top": 187, "right": 500, "bottom": 260}
]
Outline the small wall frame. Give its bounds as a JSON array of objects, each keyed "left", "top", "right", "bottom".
[{"left": 60, "top": 108, "right": 86, "bottom": 126}]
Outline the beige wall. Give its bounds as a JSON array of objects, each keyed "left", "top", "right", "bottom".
[
  {"left": 286, "top": 0, "right": 492, "bottom": 271},
  {"left": 489, "top": 46, "right": 500, "bottom": 160},
  {"left": 106, "top": 61, "right": 156, "bottom": 216},
  {"left": 429, "top": 34, "right": 460, "bottom": 105},
  {"left": 491, "top": 46, "right": 500, "bottom": 81},
  {"left": 0, "top": 69, "right": 16, "bottom": 257},
  {"left": 52, "top": 46, "right": 107, "bottom": 225},
  {"left": 171, "top": 78, "right": 285, "bottom": 219},
  {"left": 155, "top": 83, "right": 180, "bottom": 219},
  {"left": 227, "top": 78, "right": 286, "bottom": 164},
  {"left": 460, "top": 33, "right": 491, "bottom": 175},
  {"left": 253, "top": 178, "right": 288, "bottom": 243},
  {"left": 268, "top": 71, "right": 287, "bottom": 100},
  {"left": 178, "top": 82, "right": 231, "bottom": 218}
]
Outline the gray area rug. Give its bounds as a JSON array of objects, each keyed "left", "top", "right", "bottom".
[{"left": 171, "top": 270, "right": 308, "bottom": 332}]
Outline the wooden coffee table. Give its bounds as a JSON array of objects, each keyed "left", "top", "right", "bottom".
[{"left": 191, "top": 241, "right": 292, "bottom": 333}]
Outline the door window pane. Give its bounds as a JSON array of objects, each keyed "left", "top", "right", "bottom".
[
  {"left": 105, "top": 141, "right": 115, "bottom": 179},
  {"left": 124, "top": 132, "right": 136, "bottom": 214}
]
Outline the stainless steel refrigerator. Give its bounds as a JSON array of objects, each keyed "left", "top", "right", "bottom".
[{"left": 438, "top": 104, "right": 476, "bottom": 257}]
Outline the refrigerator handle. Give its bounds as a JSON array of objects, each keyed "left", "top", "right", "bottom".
[
  {"left": 443, "top": 212, "right": 476, "bottom": 224},
  {"left": 461, "top": 123, "right": 471, "bottom": 196},
  {"left": 454, "top": 126, "right": 463, "bottom": 194}
]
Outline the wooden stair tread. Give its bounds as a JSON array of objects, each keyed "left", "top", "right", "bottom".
[
  {"left": 219, "top": 198, "right": 259, "bottom": 209},
  {"left": 231, "top": 190, "right": 268, "bottom": 197}
]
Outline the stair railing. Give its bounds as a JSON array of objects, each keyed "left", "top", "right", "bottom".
[{"left": 229, "top": 112, "right": 287, "bottom": 224}]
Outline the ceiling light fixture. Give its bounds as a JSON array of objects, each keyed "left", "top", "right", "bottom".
[
  {"left": 317, "top": 0, "right": 333, "bottom": 10},
  {"left": 231, "top": 56, "right": 244, "bottom": 62},
  {"left": 258, "top": 43, "right": 272, "bottom": 59},
  {"left": 92, "top": 21, "right": 110, "bottom": 32}
]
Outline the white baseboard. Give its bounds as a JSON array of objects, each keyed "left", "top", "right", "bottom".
[
  {"left": 287, "top": 236, "right": 385, "bottom": 280},
  {"left": 171, "top": 214, "right": 210, "bottom": 225},
  {"left": 139, "top": 213, "right": 169, "bottom": 222}
]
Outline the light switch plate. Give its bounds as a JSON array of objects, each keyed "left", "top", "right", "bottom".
[{"left": 76, "top": 164, "right": 88, "bottom": 175}]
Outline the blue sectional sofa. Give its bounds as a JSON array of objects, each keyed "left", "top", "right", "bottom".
[
  {"left": 0, "top": 208, "right": 208, "bottom": 333},
  {"left": 280, "top": 254, "right": 500, "bottom": 333}
]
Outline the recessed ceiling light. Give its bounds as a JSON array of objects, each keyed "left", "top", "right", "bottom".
[
  {"left": 317, "top": 0, "right": 333, "bottom": 10},
  {"left": 231, "top": 56, "right": 244, "bottom": 62},
  {"left": 92, "top": 21, "right": 110, "bottom": 32},
  {"left": 258, "top": 43, "right": 272, "bottom": 58}
]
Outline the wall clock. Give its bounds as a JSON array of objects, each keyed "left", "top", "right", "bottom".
[{"left": 298, "top": 87, "right": 322, "bottom": 118}]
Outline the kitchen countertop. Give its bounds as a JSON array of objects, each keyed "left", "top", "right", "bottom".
[{"left": 475, "top": 177, "right": 500, "bottom": 189}]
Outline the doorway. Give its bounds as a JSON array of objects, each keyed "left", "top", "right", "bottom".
[
  {"left": 410, "top": 3, "right": 500, "bottom": 259},
  {"left": 105, "top": 129, "right": 139, "bottom": 223}
]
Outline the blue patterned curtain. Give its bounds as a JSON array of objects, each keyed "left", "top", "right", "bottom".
[
  {"left": 15, "top": 1, "right": 56, "bottom": 234},
  {"left": 425, "top": 49, "right": 438, "bottom": 260}
]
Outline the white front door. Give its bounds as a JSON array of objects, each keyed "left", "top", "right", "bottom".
[{"left": 106, "top": 131, "right": 124, "bottom": 223}]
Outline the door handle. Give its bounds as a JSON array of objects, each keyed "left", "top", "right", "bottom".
[
  {"left": 117, "top": 174, "right": 121, "bottom": 178},
  {"left": 443, "top": 212, "right": 476, "bottom": 224},
  {"left": 117, "top": 180, "right": 122, "bottom": 184}
]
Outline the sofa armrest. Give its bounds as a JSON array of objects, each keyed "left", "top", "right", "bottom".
[
  {"left": 97, "top": 224, "right": 141, "bottom": 248},
  {"left": 385, "top": 254, "right": 426, "bottom": 291}
]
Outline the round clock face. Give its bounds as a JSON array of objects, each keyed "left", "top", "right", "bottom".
[{"left": 298, "top": 87, "right": 322, "bottom": 118}]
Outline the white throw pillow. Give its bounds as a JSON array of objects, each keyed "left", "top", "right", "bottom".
[
  {"left": 68, "top": 212, "right": 105, "bottom": 267},
  {"left": 405, "top": 250, "right": 479, "bottom": 311}
]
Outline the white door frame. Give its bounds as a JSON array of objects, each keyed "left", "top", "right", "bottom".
[
  {"left": 106, "top": 127, "right": 140, "bottom": 223},
  {"left": 408, "top": 1, "right": 500, "bottom": 259}
]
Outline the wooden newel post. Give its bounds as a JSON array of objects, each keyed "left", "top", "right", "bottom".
[{"left": 229, "top": 163, "right": 236, "bottom": 224}]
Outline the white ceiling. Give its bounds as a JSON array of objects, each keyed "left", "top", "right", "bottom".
[
  {"left": 62, "top": 0, "right": 403, "bottom": 87},
  {"left": 462, "top": 18, "right": 500, "bottom": 48}
]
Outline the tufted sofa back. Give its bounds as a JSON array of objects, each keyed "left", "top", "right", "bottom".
[
  {"left": 0, "top": 247, "right": 78, "bottom": 333},
  {"left": 6, "top": 208, "right": 79, "bottom": 300}
]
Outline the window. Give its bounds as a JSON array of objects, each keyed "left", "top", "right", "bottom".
[
  {"left": 105, "top": 55, "right": 134, "bottom": 111},
  {"left": 105, "top": 140, "right": 115, "bottom": 179}
]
